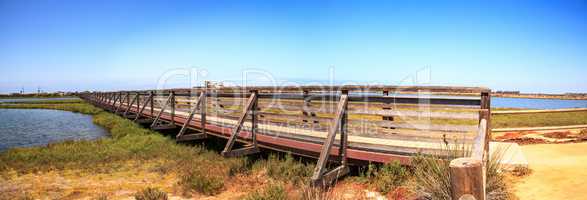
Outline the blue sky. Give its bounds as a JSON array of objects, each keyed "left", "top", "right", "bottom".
[{"left": 1, "top": 0, "right": 586, "bottom": 94}]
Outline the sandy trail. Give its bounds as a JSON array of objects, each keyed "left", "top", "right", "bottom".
[{"left": 514, "top": 142, "right": 587, "bottom": 200}]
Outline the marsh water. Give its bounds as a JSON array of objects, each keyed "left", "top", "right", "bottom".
[
  {"left": 0, "top": 109, "right": 108, "bottom": 151},
  {"left": 492, "top": 97, "right": 587, "bottom": 109}
]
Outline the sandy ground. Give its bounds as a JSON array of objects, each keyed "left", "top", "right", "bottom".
[
  {"left": 0, "top": 161, "right": 380, "bottom": 200},
  {"left": 514, "top": 142, "right": 587, "bottom": 200}
]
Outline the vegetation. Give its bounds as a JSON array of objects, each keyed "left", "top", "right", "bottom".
[
  {"left": 244, "top": 182, "right": 287, "bottom": 200},
  {"left": 0, "top": 99, "right": 83, "bottom": 104},
  {"left": 411, "top": 146, "right": 515, "bottom": 200},
  {"left": 178, "top": 167, "right": 225, "bottom": 195},
  {"left": 372, "top": 161, "right": 409, "bottom": 194},
  {"left": 0, "top": 99, "right": 517, "bottom": 199},
  {"left": 252, "top": 154, "right": 314, "bottom": 186},
  {"left": 0, "top": 101, "right": 102, "bottom": 114},
  {"left": 492, "top": 111, "right": 587, "bottom": 128},
  {"left": 134, "top": 187, "right": 168, "bottom": 200}
]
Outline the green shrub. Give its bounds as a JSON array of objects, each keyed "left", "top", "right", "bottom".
[
  {"left": 134, "top": 187, "right": 168, "bottom": 200},
  {"left": 373, "top": 161, "right": 408, "bottom": 194},
  {"left": 244, "top": 183, "right": 287, "bottom": 200},
  {"left": 179, "top": 169, "right": 224, "bottom": 195},
  {"left": 252, "top": 154, "right": 314, "bottom": 185}
]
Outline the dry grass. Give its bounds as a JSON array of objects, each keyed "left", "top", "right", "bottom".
[{"left": 411, "top": 144, "right": 515, "bottom": 200}]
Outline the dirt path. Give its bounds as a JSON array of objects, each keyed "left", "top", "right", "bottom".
[{"left": 514, "top": 142, "right": 587, "bottom": 200}]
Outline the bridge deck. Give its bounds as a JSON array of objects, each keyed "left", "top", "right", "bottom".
[{"left": 112, "top": 101, "right": 471, "bottom": 164}]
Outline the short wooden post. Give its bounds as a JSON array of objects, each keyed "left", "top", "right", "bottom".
[
  {"left": 450, "top": 158, "right": 484, "bottom": 200},
  {"left": 150, "top": 91, "right": 154, "bottom": 116}
]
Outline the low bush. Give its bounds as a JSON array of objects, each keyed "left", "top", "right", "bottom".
[
  {"left": 178, "top": 168, "right": 225, "bottom": 196},
  {"left": 412, "top": 146, "right": 514, "bottom": 200},
  {"left": 134, "top": 187, "right": 168, "bottom": 200},
  {"left": 244, "top": 182, "right": 287, "bottom": 200},
  {"left": 252, "top": 154, "right": 314, "bottom": 185},
  {"left": 372, "top": 161, "right": 408, "bottom": 194}
]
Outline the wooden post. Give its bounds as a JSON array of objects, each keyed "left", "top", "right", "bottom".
[
  {"left": 201, "top": 90, "right": 207, "bottom": 136},
  {"left": 176, "top": 91, "right": 206, "bottom": 140},
  {"left": 221, "top": 91, "right": 260, "bottom": 157},
  {"left": 311, "top": 91, "right": 349, "bottom": 187},
  {"left": 450, "top": 158, "right": 485, "bottom": 200},
  {"left": 479, "top": 91, "right": 491, "bottom": 163},
  {"left": 150, "top": 91, "right": 154, "bottom": 116},
  {"left": 171, "top": 91, "right": 176, "bottom": 122}
]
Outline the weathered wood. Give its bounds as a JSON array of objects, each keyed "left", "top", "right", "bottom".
[
  {"left": 472, "top": 119, "right": 487, "bottom": 161},
  {"left": 134, "top": 92, "right": 154, "bottom": 122},
  {"left": 114, "top": 92, "right": 127, "bottom": 114},
  {"left": 150, "top": 92, "right": 175, "bottom": 129},
  {"left": 124, "top": 93, "right": 139, "bottom": 117},
  {"left": 221, "top": 92, "right": 260, "bottom": 157},
  {"left": 182, "top": 85, "right": 490, "bottom": 93},
  {"left": 450, "top": 158, "right": 484, "bottom": 200},
  {"left": 176, "top": 91, "right": 206, "bottom": 139},
  {"left": 311, "top": 93, "right": 349, "bottom": 187}
]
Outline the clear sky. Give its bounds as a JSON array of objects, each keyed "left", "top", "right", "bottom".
[{"left": 1, "top": 0, "right": 586, "bottom": 94}]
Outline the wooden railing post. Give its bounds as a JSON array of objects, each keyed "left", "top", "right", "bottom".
[
  {"left": 150, "top": 91, "right": 176, "bottom": 130},
  {"left": 171, "top": 91, "right": 176, "bottom": 122},
  {"left": 124, "top": 92, "right": 139, "bottom": 117},
  {"left": 311, "top": 90, "right": 349, "bottom": 187},
  {"left": 150, "top": 91, "right": 154, "bottom": 116},
  {"left": 450, "top": 158, "right": 484, "bottom": 200},
  {"left": 133, "top": 91, "right": 154, "bottom": 122},
  {"left": 114, "top": 92, "right": 127, "bottom": 114},
  {"left": 176, "top": 91, "right": 207, "bottom": 141},
  {"left": 221, "top": 91, "right": 260, "bottom": 157},
  {"left": 480, "top": 91, "right": 491, "bottom": 159}
]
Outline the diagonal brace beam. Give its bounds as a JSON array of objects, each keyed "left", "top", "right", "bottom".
[
  {"left": 150, "top": 92, "right": 175, "bottom": 129},
  {"left": 221, "top": 92, "right": 259, "bottom": 157},
  {"left": 176, "top": 91, "right": 206, "bottom": 139},
  {"left": 311, "top": 93, "right": 349, "bottom": 187},
  {"left": 134, "top": 92, "right": 154, "bottom": 122}
]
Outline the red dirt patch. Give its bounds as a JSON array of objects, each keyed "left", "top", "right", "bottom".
[
  {"left": 496, "top": 131, "right": 535, "bottom": 140},
  {"left": 504, "top": 137, "right": 546, "bottom": 145},
  {"left": 543, "top": 131, "right": 571, "bottom": 139}
]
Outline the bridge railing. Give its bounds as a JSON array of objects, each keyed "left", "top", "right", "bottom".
[{"left": 80, "top": 85, "right": 491, "bottom": 196}]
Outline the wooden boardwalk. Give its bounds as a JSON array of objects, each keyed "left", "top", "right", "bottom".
[{"left": 81, "top": 85, "right": 493, "bottom": 195}]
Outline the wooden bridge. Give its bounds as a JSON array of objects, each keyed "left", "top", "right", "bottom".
[{"left": 80, "top": 85, "right": 491, "bottom": 199}]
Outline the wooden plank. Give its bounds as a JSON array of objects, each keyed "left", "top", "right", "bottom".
[{"left": 177, "top": 85, "right": 490, "bottom": 93}]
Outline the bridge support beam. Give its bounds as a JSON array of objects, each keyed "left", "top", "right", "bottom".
[
  {"left": 114, "top": 92, "right": 129, "bottom": 114},
  {"left": 176, "top": 91, "right": 207, "bottom": 141},
  {"left": 150, "top": 91, "right": 177, "bottom": 130},
  {"left": 134, "top": 91, "right": 154, "bottom": 124},
  {"left": 124, "top": 93, "right": 140, "bottom": 119},
  {"left": 221, "top": 91, "right": 260, "bottom": 157},
  {"left": 311, "top": 90, "right": 349, "bottom": 187}
]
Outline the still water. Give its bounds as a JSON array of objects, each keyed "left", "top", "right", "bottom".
[
  {"left": 492, "top": 97, "right": 587, "bottom": 109},
  {"left": 0, "top": 109, "right": 108, "bottom": 151}
]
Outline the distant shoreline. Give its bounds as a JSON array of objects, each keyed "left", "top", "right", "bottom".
[{"left": 492, "top": 93, "right": 587, "bottom": 100}]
